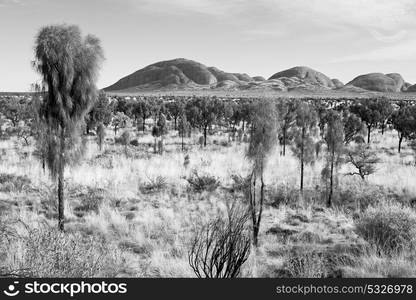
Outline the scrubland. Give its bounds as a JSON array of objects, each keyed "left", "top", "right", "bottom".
[{"left": 0, "top": 126, "right": 415, "bottom": 278}]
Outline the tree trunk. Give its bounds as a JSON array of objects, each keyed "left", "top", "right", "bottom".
[
  {"left": 256, "top": 164, "right": 265, "bottom": 247},
  {"left": 300, "top": 127, "right": 305, "bottom": 192},
  {"left": 174, "top": 117, "right": 177, "bottom": 131},
  {"left": 58, "top": 128, "right": 65, "bottom": 231},
  {"left": 328, "top": 147, "right": 334, "bottom": 208},
  {"left": 203, "top": 125, "right": 207, "bottom": 147},
  {"left": 282, "top": 126, "right": 286, "bottom": 156},
  {"left": 42, "top": 154, "right": 45, "bottom": 173},
  {"left": 398, "top": 134, "right": 403, "bottom": 153},
  {"left": 154, "top": 137, "right": 157, "bottom": 153},
  {"left": 367, "top": 125, "right": 371, "bottom": 144},
  {"left": 142, "top": 117, "right": 146, "bottom": 133},
  {"left": 181, "top": 132, "right": 184, "bottom": 151},
  {"left": 250, "top": 171, "right": 258, "bottom": 247}
]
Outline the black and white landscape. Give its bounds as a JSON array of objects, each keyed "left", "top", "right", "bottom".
[{"left": 1, "top": 0, "right": 416, "bottom": 279}]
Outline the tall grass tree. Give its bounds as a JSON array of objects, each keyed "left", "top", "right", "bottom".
[
  {"left": 33, "top": 24, "right": 104, "bottom": 230},
  {"left": 246, "top": 100, "right": 278, "bottom": 247}
]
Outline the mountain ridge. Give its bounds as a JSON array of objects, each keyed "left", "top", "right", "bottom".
[{"left": 104, "top": 58, "right": 414, "bottom": 94}]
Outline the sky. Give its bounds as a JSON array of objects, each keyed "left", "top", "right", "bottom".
[{"left": 1, "top": 0, "right": 416, "bottom": 91}]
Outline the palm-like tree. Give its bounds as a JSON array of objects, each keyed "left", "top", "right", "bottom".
[{"left": 33, "top": 24, "right": 104, "bottom": 230}]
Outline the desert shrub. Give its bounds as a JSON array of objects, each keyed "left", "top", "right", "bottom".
[
  {"left": 71, "top": 186, "right": 106, "bottom": 216},
  {"left": 130, "top": 139, "right": 139, "bottom": 146},
  {"left": 343, "top": 250, "right": 416, "bottom": 278},
  {"left": 139, "top": 176, "right": 167, "bottom": 194},
  {"left": 267, "top": 184, "right": 321, "bottom": 207},
  {"left": 229, "top": 174, "right": 250, "bottom": 195},
  {"left": 337, "top": 181, "right": 387, "bottom": 211},
  {"left": 355, "top": 202, "right": 416, "bottom": 254},
  {"left": 7, "top": 226, "right": 121, "bottom": 277},
  {"left": 282, "top": 250, "right": 327, "bottom": 278},
  {"left": 188, "top": 208, "right": 251, "bottom": 278},
  {"left": 0, "top": 173, "right": 31, "bottom": 193},
  {"left": 268, "top": 184, "right": 300, "bottom": 207},
  {"left": 187, "top": 170, "right": 220, "bottom": 193}
]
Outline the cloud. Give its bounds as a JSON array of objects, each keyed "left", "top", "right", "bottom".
[
  {"left": 0, "top": 0, "right": 21, "bottom": 6},
  {"left": 127, "top": 0, "right": 416, "bottom": 42},
  {"left": 369, "top": 29, "right": 408, "bottom": 43},
  {"left": 331, "top": 39, "right": 416, "bottom": 63},
  {"left": 129, "top": 0, "right": 246, "bottom": 17}
]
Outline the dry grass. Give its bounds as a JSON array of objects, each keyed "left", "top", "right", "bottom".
[{"left": 0, "top": 126, "right": 415, "bottom": 277}]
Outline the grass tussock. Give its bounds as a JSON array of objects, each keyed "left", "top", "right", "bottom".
[
  {"left": 355, "top": 201, "right": 416, "bottom": 254},
  {"left": 1, "top": 224, "right": 122, "bottom": 277}
]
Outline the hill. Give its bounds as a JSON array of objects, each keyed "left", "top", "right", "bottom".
[
  {"left": 347, "top": 73, "right": 409, "bottom": 92},
  {"left": 104, "top": 58, "right": 253, "bottom": 92},
  {"left": 268, "top": 66, "right": 335, "bottom": 89},
  {"left": 104, "top": 58, "right": 414, "bottom": 94}
]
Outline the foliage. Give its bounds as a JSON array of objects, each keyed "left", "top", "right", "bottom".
[
  {"left": 187, "top": 170, "right": 220, "bottom": 193},
  {"left": 390, "top": 102, "right": 416, "bottom": 153},
  {"left": 186, "top": 97, "right": 221, "bottom": 147},
  {"left": 345, "top": 144, "right": 380, "bottom": 180},
  {"left": 33, "top": 24, "right": 104, "bottom": 230},
  {"left": 350, "top": 98, "right": 393, "bottom": 143},
  {"left": 322, "top": 110, "right": 344, "bottom": 207},
  {"left": 139, "top": 175, "right": 167, "bottom": 194},
  {"left": 7, "top": 226, "right": 120, "bottom": 277},
  {"left": 355, "top": 202, "right": 416, "bottom": 254},
  {"left": 291, "top": 102, "right": 318, "bottom": 192},
  {"left": 246, "top": 99, "right": 278, "bottom": 246},
  {"left": 96, "top": 122, "right": 106, "bottom": 151},
  {"left": 87, "top": 91, "right": 113, "bottom": 131},
  {"left": 111, "top": 112, "right": 130, "bottom": 136},
  {"left": 342, "top": 111, "right": 365, "bottom": 144}
]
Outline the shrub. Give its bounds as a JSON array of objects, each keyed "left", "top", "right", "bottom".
[
  {"left": 229, "top": 174, "right": 250, "bottom": 195},
  {"left": 130, "top": 139, "right": 139, "bottom": 146},
  {"left": 71, "top": 186, "right": 106, "bottom": 216},
  {"left": 139, "top": 176, "right": 167, "bottom": 194},
  {"left": 188, "top": 208, "right": 251, "bottom": 278},
  {"left": 355, "top": 202, "right": 416, "bottom": 254},
  {"left": 0, "top": 173, "right": 31, "bottom": 192},
  {"left": 187, "top": 170, "right": 220, "bottom": 193},
  {"left": 4, "top": 226, "right": 122, "bottom": 277},
  {"left": 283, "top": 250, "right": 326, "bottom": 278}
]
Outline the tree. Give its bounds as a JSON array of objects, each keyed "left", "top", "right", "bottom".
[
  {"left": 345, "top": 143, "right": 380, "bottom": 180},
  {"left": 133, "top": 99, "right": 153, "bottom": 132},
  {"left": 120, "top": 130, "right": 130, "bottom": 155},
  {"left": 246, "top": 100, "right": 278, "bottom": 247},
  {"left": 112, "top": 112, "right": 130, "bottom": 137},
  {"left": 166, "top": 100, "right": 184, "bottom": 131},
  {"left": 186, "top": 97, "right": 220, "bottom": 147},
  {"left": 391, "top": 103, "right": 416, "bottom": 153},
  {"left": 178, "top": 110, "right": 190, "bottom": 151},
  {"left": 96, "top": 122, "right": 105, "bottom": 151},
  {"left": 322, "top": 110, "right": 344, "bottom": 207},
  {"left": 276, "top": 99, "right": 297, "bottom": 156},
  {"left": 86, "top": 91, "right": 113, "bottom": 133},
  {"left": 115, "top": 97, "right": 135, "bottom": 118},
  {"left": 378, "top": 98, "right": 394, "bottom": 135},
  {"left": 342, "top": 111, "right": 365, "bottom": 144},
  {"left": 0, "top": 97, "right": 31, "bottom": 127},
  {"left": 33, "top": 24, "right": 104, "bottom": 230},
  {"left": 151, "top": 113, "right": 168, "bottom": 154},
  {"left": 291, "top": 103, "right": 317, "bottom": 193},
  {"left": 350, "top": 98, "right": 392, "bottom": 144}
]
